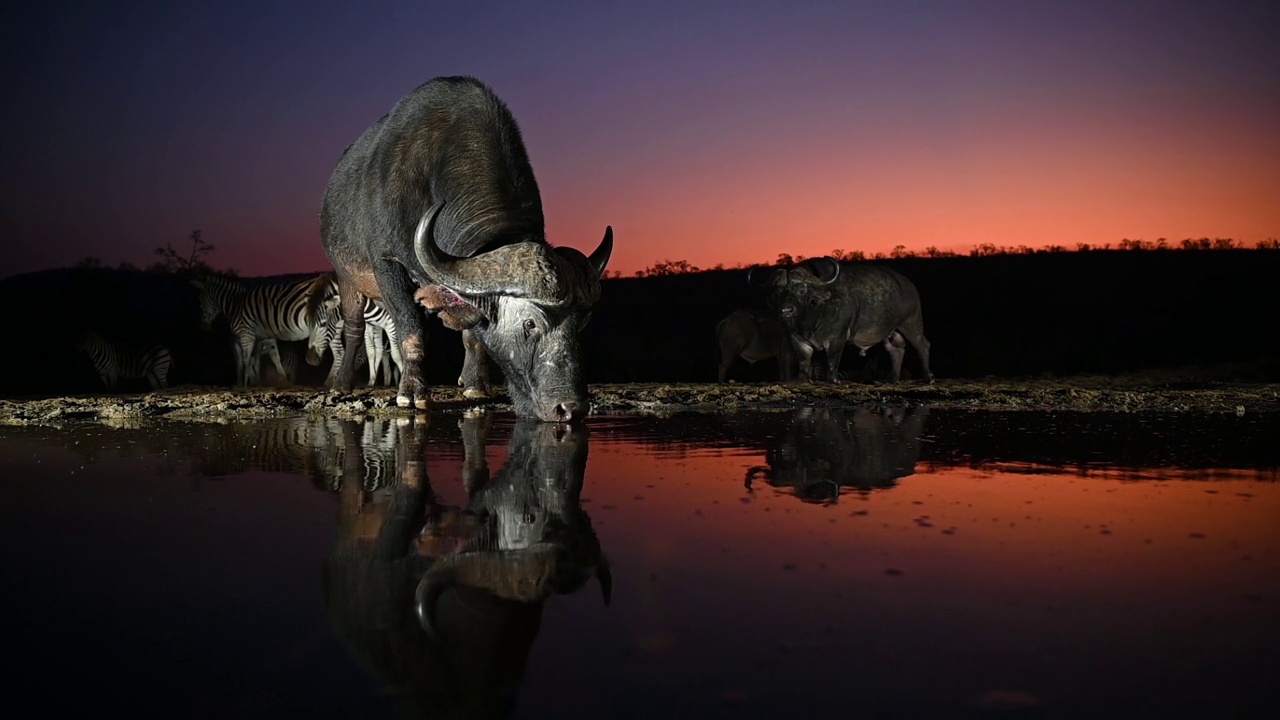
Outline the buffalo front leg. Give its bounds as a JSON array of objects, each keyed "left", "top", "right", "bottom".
[
  {"left": 458, "top": 329, "right": 491, "bottom": 399},
  {"left": 331, "top": 279, "right": 366, "bottom": 392},
  {"left": 884, "top": 331, "right": 907, "bottom": 383},
  {"left": 777, "top": 344, "right": 797, "bottom": 382},
  {"left": 792, "top": 337, "right": 816, "bottom": 383},
  {"left": 717, "top": 338, "right": 741, "bottom": 383},
  {"left": 898, "top": 315, "right": 933, "bottom": 383},
  {"left": 373, "top": 259, "right": 430, "bottom": 410},
  {"left": 825, "top": 338, "right": 848, "bottom": 383}
]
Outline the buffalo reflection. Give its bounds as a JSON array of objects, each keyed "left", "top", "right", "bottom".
[
  {"left": 321, "top": 413, "right": 610, "bottom": 719},
  {"left": 746, "top": 406, "right": 929, "bottom": 504}
]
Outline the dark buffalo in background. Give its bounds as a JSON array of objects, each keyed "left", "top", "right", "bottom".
[
  {"left": 749, "top": 257, "right": 933, "bottom": 383},
  {"left": 319, "top": 75, "right": 612, "bottom": 420},
  {"left": 716, "top": 309, "right": 796, "bottom": 382}
]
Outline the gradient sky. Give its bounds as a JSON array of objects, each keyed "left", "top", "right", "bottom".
[{"left": 3, "top": 0, "right": 1277, "bottom": 279}]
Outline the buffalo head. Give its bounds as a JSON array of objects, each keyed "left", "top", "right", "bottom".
[
  {"left": 413, "top": 204, "right": 613, "bottom": 423},
  {"left": 748, "top": 256, "right": 841, "bottom": 323}
]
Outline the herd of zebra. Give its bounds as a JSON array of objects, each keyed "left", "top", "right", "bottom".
[{"left": 76, "top": 271, "right": 406, "bottom": 392}]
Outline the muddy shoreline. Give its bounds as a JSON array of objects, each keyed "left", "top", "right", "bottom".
[{"left": 2, "top": 372, "right": 1278, "bottom": 427}]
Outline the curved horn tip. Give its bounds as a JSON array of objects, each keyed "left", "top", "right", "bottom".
[
  {"left": 588, "top": 226, "right": 614, "bottom": 277},
  {"left": 823, "top": 257, "right": 841, "bottom": 284},
  {"left": 412, "top": 202, "right": 449, "bottom": 266}
]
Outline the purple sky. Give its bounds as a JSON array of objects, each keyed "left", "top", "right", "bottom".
[{"left": 3, "top": 0, "right": 1277, "bottom": 279}]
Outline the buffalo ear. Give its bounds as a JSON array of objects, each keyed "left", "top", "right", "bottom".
[
  {"left": 415, "top": 284, "right": 487, "bottom": 329},
  {"left": 439, "top": 305, "right": 485, "bottom": 330}
]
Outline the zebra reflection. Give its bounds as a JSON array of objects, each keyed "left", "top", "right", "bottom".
[
  {"left": 746, "top": 406, "right": 930, "bottom": 504},
  {"left": 322, "top": 413, "right": 610, "bottom": 718}
]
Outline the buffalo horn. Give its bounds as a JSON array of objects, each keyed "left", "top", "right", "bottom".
[{"left": 413, "top": 203, "right": 572, "bottom": 303}]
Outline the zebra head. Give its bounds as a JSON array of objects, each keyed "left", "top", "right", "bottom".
[
  {"left": 306, "top": 297, "right": 343, "bottom": 366},
  {"left": 191, "top": 275, "right": 243, "bottom": 331},
  {"left": 75, "top": 331, "right": 99, "bottom": 353}
]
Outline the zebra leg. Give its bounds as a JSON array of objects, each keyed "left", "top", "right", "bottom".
[
  {"left": 385, "top": 324, "right": 404, "bottom": 385},
  {"left": 325, "top": 332, "right": 344, "bottom": 388},
  {"left": 374, "top": 328, "right": 391, "bottom": 386},
  {"left": 237, "top": 333, "right": 259, "bottom": 386},
  {"left": 363, "top": 324, "right": 380, "bottom": 387},
  {"left": 253, "top": 338, "right": 275, "bottom": 384},
  {"left": 232, "top": 338, "right": 247, "bottom": 386},
  {"left": 459, "top": 328, "right": 491, "bottom": 399},
  {"left": 153, "top": 346, "right": 172, "bottom": 389},
  {"left": 376, "top": 333, "right": 391, "bottom": 386},
  {"left": 265, "top": 340, "right": 289, "bottom": 384}
]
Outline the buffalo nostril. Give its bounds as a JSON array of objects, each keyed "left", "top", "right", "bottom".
[{"left": 553, "top": 400, "right": 586, "bottom": 423}]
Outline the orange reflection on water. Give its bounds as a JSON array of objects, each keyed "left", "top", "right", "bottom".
[{"left": 582, "top": 441, "right": 1280, "bottom": 673}]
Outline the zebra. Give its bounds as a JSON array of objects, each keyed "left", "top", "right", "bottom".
[
  {"left": 191, "top": 272, "right": 338, "bottom": 386},
  {"left": 76, "top": 330, "right": 172, "bottom": 391},
  {"left": 308, "top": 297, "right": 403, "bottom": 388}
]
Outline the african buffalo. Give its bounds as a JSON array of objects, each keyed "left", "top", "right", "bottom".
[
  {"left": 745, "top": 405, "right": 929, "bottom": 504},
  {"left": 715, "top": 309, "right": 796, "bottom": 383},
  {"left": 749, "top": 257, "right": 933, "bottom": 383},
  {"left": 320, "top": 76, "right": 613, "bottom": 421},
  {"left": 322, "top": 413, "right": 609, "bottom": 717}
]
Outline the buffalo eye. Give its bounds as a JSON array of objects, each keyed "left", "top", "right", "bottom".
[{"left": 523, "top": 318, "right": 538, "bottom": 338}]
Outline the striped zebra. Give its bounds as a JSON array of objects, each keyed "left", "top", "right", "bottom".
[
  {"left": 309, "top": 297, "right": 403, "bottom": 388},
  {"left": 77, "top": 330, "right": 172, "bottom": 391},
  {"left": 191, "top": 272, "right": 339, "bottom": 386}
]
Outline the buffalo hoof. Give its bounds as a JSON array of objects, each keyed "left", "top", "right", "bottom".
[{"left": 396, "top": 395, "right": 430, "bottom": 410}]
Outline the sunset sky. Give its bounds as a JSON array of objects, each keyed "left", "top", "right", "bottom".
[{"left": 3, "top": 0, "right": 1277, "bottom": 279}]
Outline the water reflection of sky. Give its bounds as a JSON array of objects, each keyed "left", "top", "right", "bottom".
[{"left": 1, "top": 409, "right": 1276, "bottom": 718}]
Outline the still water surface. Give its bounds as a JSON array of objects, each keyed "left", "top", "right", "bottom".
[{"left": 2, "top": 407, "right": 1277, "bottom": 718}]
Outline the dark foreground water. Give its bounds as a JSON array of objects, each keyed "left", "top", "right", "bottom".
[{"left": 2, "top": 407, "right": 1278, "bottom": 719}]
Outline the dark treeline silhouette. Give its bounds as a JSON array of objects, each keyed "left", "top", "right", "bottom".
[
  {"left": 2, "top": 244, "right": 1278, "bottom": 395},
  {"left": 625, "top": 236, "right": 1280, "bottom": 277}
]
